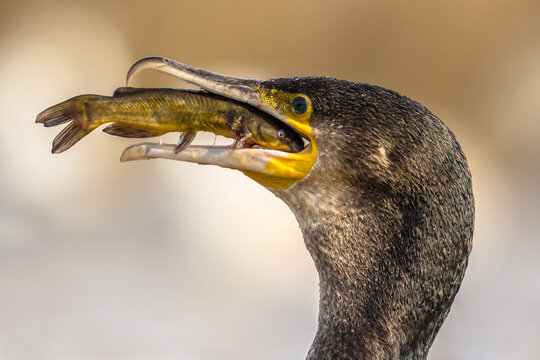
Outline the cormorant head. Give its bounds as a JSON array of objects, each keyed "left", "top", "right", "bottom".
[
  {"left": 255, "top": 76, "right": 467, "bottom": 210},
  {"left": 121, "top": 58, "right": 474, "bottom": 358}
]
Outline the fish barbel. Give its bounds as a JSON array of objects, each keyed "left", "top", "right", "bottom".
[{"left": 36, "top": 87, "right": 304, "bottom": 154}]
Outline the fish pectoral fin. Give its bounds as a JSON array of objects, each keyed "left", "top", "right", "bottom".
[
  {"left": 175, "top": 130, "right": 197, "bottom": 153},
  {"left": 102, "top": 123, "right": 165, "bottom": 138}
]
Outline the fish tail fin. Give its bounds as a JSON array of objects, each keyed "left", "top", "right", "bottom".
[
  {"left": 50, "top": 121, "right": 92, "bottom": 154},
  {"left": 36, "top": 95, "right": 99, "bottom": 153}
]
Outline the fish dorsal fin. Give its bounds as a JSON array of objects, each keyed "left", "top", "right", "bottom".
[
  {"left": 112, "top": 87, "right": 144, "bottom": 97},
  {"left": 103, "top": 123, "right": 165, "bottom": 138}
]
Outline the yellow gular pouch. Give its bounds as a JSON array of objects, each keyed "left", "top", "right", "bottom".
[{"left": 241, "top": 87, "right": 318, "bottom": 189}]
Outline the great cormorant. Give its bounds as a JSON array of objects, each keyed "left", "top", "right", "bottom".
[{"left": 44, "top": 57, "right": 475, "bottom": 360}]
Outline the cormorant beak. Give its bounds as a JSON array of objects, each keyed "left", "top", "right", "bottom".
[{"left": 120, "top": 57, "right": 317, "bottom": 189}]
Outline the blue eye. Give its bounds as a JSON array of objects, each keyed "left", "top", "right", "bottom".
[{"left": 292, "top": 96, "right": 308, "bottom": 114}]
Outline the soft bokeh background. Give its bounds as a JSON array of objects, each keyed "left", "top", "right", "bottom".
[{"left": 1, "top": 1, "right": 539, "bottom": 359}]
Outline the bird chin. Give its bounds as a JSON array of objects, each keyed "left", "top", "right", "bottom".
[{"left": 120, "top": 141, "right": 315, "bottom": 189}]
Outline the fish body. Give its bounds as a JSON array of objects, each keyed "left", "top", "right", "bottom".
[{"left": 36, "top": 87, "right": 303, "bottom": 154}]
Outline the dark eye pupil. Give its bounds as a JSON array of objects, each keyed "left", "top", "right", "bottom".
[
  {"left": 278, "top": 130, "right": 285, "bottom": 138},
  {"left": 292, "top": 97, "right": 307, "bottom": 114}
]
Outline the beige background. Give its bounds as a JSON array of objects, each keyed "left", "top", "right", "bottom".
[{"left": 1, "top": 0, "right": 539, "bottom": 359}]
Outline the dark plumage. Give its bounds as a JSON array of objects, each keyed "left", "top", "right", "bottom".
[{"left": 262, "top": 77, "right": 474, "bottom": 359}]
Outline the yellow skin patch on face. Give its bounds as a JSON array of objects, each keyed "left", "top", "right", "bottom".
[{"left": 241, "top": 87, "right": 318, "bottom": 189}]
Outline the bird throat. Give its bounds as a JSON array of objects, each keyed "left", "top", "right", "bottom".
[{"left": 274, "top": 183, "right": 466, "bottom": 360}]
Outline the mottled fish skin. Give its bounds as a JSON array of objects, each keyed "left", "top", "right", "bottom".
[{"left": 36, "top": 87, "right": 304, "bottom": 154}]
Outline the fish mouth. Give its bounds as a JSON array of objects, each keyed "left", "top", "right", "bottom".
[{"left": 121, "top": 57, "right": 317, "bottom": 189}]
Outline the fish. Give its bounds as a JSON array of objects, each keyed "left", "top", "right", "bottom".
[{"left": 36, "top": 87, "right": 304, "bottom": 154}]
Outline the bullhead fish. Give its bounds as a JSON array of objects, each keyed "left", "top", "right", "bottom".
[{"left": 36, "top": 87, "right": 304, "bottom": 154}]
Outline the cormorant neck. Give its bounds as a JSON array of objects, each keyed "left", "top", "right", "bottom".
[
  {"left": 274, "top": 183, "right": 470, "bottom": 360},
  {"left": 302, "top": 194, "right": 421, "bottom": 360}
]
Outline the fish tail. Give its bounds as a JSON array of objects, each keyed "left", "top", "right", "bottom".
[
  {"left": 36, "top": 95, "right": 100, "bottom": 153},
  {"left": 50, "top": 121, "right": 92, "bottom": 154}
]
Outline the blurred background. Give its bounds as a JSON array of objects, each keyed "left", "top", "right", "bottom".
[{"left": 1, "top": 0, "right": 539, "bottom": 359}]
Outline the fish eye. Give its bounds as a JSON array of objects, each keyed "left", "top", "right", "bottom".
[
  {"left": 277, "top": 129, "right": 285, "bottom": 138},
  {"left": 292, "top": 96, "right": 308, "bottom": 115}
]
